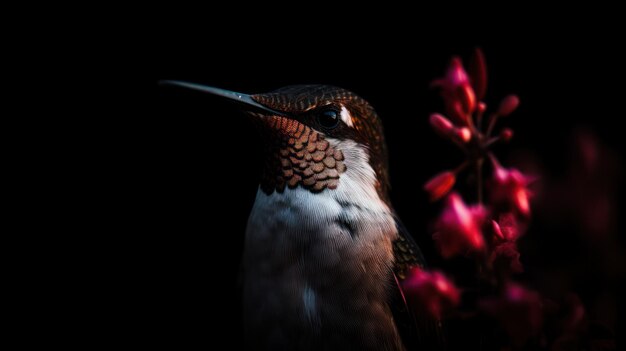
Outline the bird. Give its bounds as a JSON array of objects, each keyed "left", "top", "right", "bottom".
[{"left": 161, "top": 81, "right": 442, "bottom": 351}]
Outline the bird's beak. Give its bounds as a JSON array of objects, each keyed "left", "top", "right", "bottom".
[{"left": 159, "top": 80, "right": 290, "bottom": 117}]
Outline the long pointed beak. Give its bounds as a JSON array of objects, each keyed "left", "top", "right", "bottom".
[{"left": 159, "top": 80, "right": 289, "bottom": 117}]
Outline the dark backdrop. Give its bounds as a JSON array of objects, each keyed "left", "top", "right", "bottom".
[{"left": 116, "top": 17, "right": 624, "bottom": 349}]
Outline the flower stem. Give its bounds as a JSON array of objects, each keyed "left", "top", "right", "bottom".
[
  {"left": 477, "top": 108, "right": 485, "bottom": 131},
  {"left": 454, "top": 160, "right": 471, "bottom": 174},
  {"left": 484, "top": 136, "right": 500, "bottom": 148},
  {"left": 476, "top": 158, "right": 484, "bottom": 204},
  {"left": 486, "top": 113, "right": 499, "bottom": 137}
]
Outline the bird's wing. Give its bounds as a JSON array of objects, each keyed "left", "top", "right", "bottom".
[{"left": 389, "top": 217, "right": 446, "bottom": 350}]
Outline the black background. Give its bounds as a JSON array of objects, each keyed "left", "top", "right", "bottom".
[{"left": 106, "top": 14, "right": 624, "bottom": 349}]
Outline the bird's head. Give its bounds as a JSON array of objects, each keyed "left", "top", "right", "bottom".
[{"left": 161, "top": 82, "right": 390, "bottom": 202}]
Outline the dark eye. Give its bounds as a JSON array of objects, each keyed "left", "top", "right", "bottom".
[{"left": 317, "top": 109, "right": 340, "bottom": 129}]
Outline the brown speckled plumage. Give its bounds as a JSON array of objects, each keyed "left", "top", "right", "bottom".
[
  {"left": 253, "top": 85, "right": 390, "bottom": 203},
  {"left": 258, "top": 116, "right": 346, "bottom": 194}
]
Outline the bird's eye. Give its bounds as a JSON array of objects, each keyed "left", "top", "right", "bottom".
[{"left": 317, "top": 109, "right": 340, "bottom": 129}]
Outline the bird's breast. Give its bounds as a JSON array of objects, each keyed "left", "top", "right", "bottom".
[{"left": 242, "top": 184, "right": 403, "bottom": 350}]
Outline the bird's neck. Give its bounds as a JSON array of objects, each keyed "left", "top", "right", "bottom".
[
  {"left": 258, "top": 116, "right": 348, "bottom": 194},
  {"left": 248, "top": 137, "right": 397, "bottom": 258}
]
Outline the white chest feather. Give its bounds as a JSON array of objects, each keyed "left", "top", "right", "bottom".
[{"left": 242, "top": 140, "right": 402, "bottom": 350}]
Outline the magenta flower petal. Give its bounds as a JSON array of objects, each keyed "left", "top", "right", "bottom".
[
  {"left": 459, "top": 83, "right": 476, "bottom": 115},
  {"left": 424, "top": 171, "right": 456, "bottom": 202},
  {"left": 469, "top": 48, "right": 488, "bottom": 100},
  {"left": 447, "top": 57, "right": 470, "bottom": 87},
  {"left": 496, "top": 213, "right": 522, "bottom": 241},
  {"left": 491, "top": 219, "right": 504, "bottom": 240},
  {"left": 402, "top": 267, "right": 460, "bottom": 319},
  {"left": 433, "top": 193, "right": 486, "bottom": 258},
  {"left": 432, "top": 57, "right": 477, "bottom": 123},
  {"left": 491, "top": 167, "right": 533, "bottom": 216}
]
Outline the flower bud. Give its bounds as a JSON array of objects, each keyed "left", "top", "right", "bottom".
[
  {"left": 500, "top": 128, "right": 514, "bottom": 142},
  {"left": 456, "top": 127, "right": 472, "bottom": 143},
  {"left": 497, "top": 95, "right": 520, "bottom": 117},
  {"left": 429, "top": 113, "right": 454, "bottom": 135},
  {"left": 424, "top": 171, "right": 456, "bottom": 201}
]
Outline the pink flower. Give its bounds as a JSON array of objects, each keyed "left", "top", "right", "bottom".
[
  {"left": 491, "top": 213, "right": 522, "bottom": 242},
  {"left": 432, "top": 57, "right": 477, "bottom": 124},
  {"left": 490, "top": 166, "right": 533, "bottom": 216},
  {"left": 433, "top": 193, "right": 486, "bottom": 258},
  {"left": 489, "top": 242, "right": 523, "bottom": 276},
  {"left": 402, "top": 267, "right": 460, "bottom": 319},
  {"left": 479, "top": 283, "right": 543, "bottom": 347},
  {"left": 424, "top": 171, "right": 456, "bottom": 201}
]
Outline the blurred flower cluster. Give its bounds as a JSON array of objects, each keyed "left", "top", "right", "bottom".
[
  {"left": 401, "top": 49, "right": 616, "bottom": 350},
  {"left": 422, "top": 49, "right": 531, "bottom": 286}
]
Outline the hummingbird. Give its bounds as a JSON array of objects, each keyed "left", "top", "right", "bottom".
[{"left": 161, "top": 81, "right": 442, "bottom": 351}]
